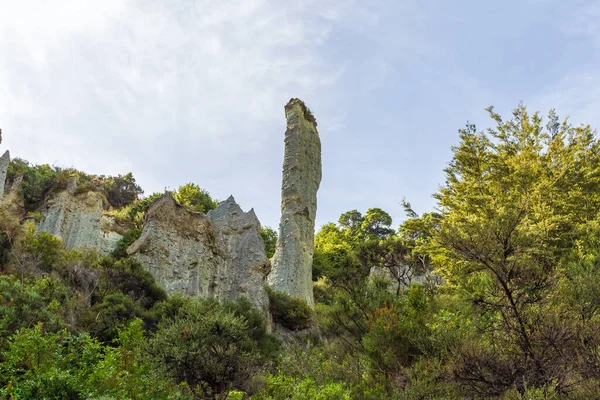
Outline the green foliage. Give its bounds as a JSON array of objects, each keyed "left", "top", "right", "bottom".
[
  {"left": 252, "top": 374, "right": 352, "bottom": 400},
  {"left": 260, "top": 226, "right": 277, "bottom": 258},
  {"left": 148, "top": 298, "right": 268, "bottom": 396},
  {"left": 173, "top": 183, "right": 218, "bottom": 213},
  {"left": 6, "top": 104, "right": 600, "bottom": 399},
  {"left": 110, "top": 191, "right": 162, "bottom": 230},
  {"left": 0, "top": 275, "right": 72, "bottom": 345},
  {"left": 267, "top": 287, "right": 313, "bottom": 331},
  {"left": 20, "top": 162, "right": 61, "bottom": 210},
  {"left": 7, "top": 158, "right": 144, "bottom": 212},
  {"left": 0, "top": 321, "right": 192, "bottom": 400},
  {"left": 112, "top": 228, "right": 142, "bottom": 259},
  {"left": 103, "top": 172, "right": 143, "bottom": 209},
  {"left": 0, "top": 324, "right": 103, "bottom": 399},
  {"left": 432, "top": 105, "right": 600, "bottom": 396}
]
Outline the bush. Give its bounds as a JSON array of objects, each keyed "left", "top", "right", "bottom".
[
  {"left": 0, "top": 321, "right": 193, "bottom": 400},
  {"left": 109, "top": 192, "right": 162, "bottom": 230},
  {"left": 98, "top": 257, "right": 167, "bottom": 308},
  {"left": 104, "top": 173, "right": 143, "bottom": 209},
  {"left": 0, "top": 276, "right": 73, "bottom": 344},
  {"left": 173, "top": 183, "right": 218, "bottom": 213},
  {"left": 252, "top": 374, "right": 352, "bottom": 400},
  {"left": 148, "top": 298, "right": 264, "bottom": 396},
  {"left": 267, "top": 288, "right": 313, "bottom": 331},
  {"left": 112, "top": 228, "right": 142, "bottom": 259},
  {"left": 260, "top": 226, "right": 277, "bottom": 258}
]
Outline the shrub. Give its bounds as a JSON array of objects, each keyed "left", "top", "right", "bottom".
[
  {"left": 260, "top": 226, "right": 277, "bottom": 259},
  {"left": 173, "top": 183, "right": 218, "bottom": 213},
  {"left": 148, "top": 298, "right": 263, "bottom": 396},
  {"left": 103, "top": 173, "right": 143, "bottom": 209},
  {"left": 21, "top": 163, "right": 60, "bottom": 210},
  {"left": 0, "top": 321, "right": 192, "bottom": 400},
  {"left": 267, "top": 288, "right": 313, "bottom": 331},
  {"left": 112, "top": 228, "right": 142, "bottom": 259},
  {"left": 251, "top": 374, "right": 352, "bottom": 400},
  {"left": 0, "top": 276, "right": 70, "bottom": 344},
  {"left": 101, "top": 258, "right": 166, "bottom": 306}
]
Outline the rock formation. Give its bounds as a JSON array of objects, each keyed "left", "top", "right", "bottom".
[
  {"left": 208, "top": 196, "right": 270, "bottom": 315},
  {"left": 0, "top": 150, "right": 10, "bottom": 198},
  {"left": 127, "top": 194, "right": 270, "bottom": 316},
  {"left": 37, "top": 182, "right": 122, "bottom": 254},
  {"left": 268, "top": 98, "right": 322, "bottom": 306},
  {"left": 127, "top": 193, "right": 226, "bottom": 296}
]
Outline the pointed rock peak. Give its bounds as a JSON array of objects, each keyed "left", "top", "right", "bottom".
[
  {"left": 210, "top": 195, "right": 244, "bottom": 220},
  {"left": 148, "top": 192, "right": 178, "bottom": 210},
  {"left": 285, "top": 98, "right": 317, "bottom": 127},
  {"left": 0, "top": 150, "right": 10, "bottom": 198}
]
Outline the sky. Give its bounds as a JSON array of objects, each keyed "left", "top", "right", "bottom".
[{"left": 2, "top": 0, "right": 600, "bottom": 229}]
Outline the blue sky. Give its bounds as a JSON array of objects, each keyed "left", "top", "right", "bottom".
[{"left": 2, "top": 0, "right": 600, "bottom": 229}]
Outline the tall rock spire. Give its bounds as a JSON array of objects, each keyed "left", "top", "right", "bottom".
[
  {"left": 268, "top": 98, "right": 322, "bottom": 306},
  {"left": 0, "top": 150, "right": 10, "bottom": 198}
]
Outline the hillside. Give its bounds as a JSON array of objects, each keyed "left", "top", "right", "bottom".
[{"left": 2, "top": 104, "right": 600, "bottom": 399}]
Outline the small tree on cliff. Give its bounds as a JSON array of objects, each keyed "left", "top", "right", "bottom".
[{"left": 173, "top": 183, "right": 218, "bottom": 213}]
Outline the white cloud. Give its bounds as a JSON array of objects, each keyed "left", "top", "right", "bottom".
[
  {"left": 533, "top": 1, "right": 600, "bottom": 128},
  {"left": 0, "top": 0, "right": 380, "bottom": 226}
]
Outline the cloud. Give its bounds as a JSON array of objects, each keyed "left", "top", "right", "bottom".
[
  {"left": 532, "top": 1, "right": 600, "bottom": 128},
  {"left": 0, "top": 0, "right": 381, "bottom": 226}
]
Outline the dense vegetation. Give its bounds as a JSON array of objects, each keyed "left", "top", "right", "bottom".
[{"left": 3, "top": 105, "right": 600, "bottom": 398}]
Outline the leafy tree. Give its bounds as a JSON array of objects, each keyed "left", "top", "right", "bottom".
[
  {"left": 267, "top": 288, "right": 313, "bottom": 331},
  {"left": 338, "top": 209, "right": 363, "bottom": 236},
  {"left": 112, "top": 228, "right": 143, "bottom": 259},
  {"left": 104, "top": 172, "right": 143, "bottom": 209},
  {"left": 360, "top": 208, "right": 395, "bottom": 239},
  {"left": 173, "top": 183, "right": 218, "bottom": 213},
  {"left": 260, "top": 226, "right": 277, "bottom": 258},
  {"left": 434, "top": 105, "right": 600, "bottom": 396},
  {"left": 148, "top": 298, "right": 265, "bottom": 396}
]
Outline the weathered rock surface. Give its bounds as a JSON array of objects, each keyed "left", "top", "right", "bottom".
[
  {"left": 0, "top": 150, "right": 10, "bottom": 198},
  {"left": 38, "top": 188, "right": 122, "bottom": 254},
  {"left": 268, "top": 98, "right": 322, "bottom": 306},
  {"left": 208, "top": 196, "right": 271, "bottom": 315},
  {"left": 127, "top": 194, "right": 270, "bottom": 315},
  {"left": 127, "top": 193, "right": 226, "bottom": 296}
]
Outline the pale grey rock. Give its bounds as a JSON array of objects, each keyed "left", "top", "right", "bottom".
[
  {"left": 0, "top": 150, "right": 10, "bottom": 198},
  {"left": 208, "top": 196, "right": 271, "bottom": 316},
  {"left": 268, "top": 98, "right": 322, "bottom": 306},
  {"left": 127, "top": 193, "right": 224, "bottom": 296},
  {"left": 128, "top": 193, "right": 271, "bottom": 317},
  {"left": 38, "top": 189, "right": 122, "bottom": 254}
]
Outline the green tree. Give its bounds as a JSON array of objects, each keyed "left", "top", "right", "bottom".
[
  {"left": 260, "top": 226, "right": 277, "bottom": 258},
  {"left": 148, "top": 298, "right": 264, "bottom": 396},
  {"left": 173, "top": 183, "right": 218, "bottom": 213},
  {"left": 433, "top": 105, "right": 600, "bottom": 396},
  {"left": 104, "top": 172, "right": 143, "bottom": 209}
]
